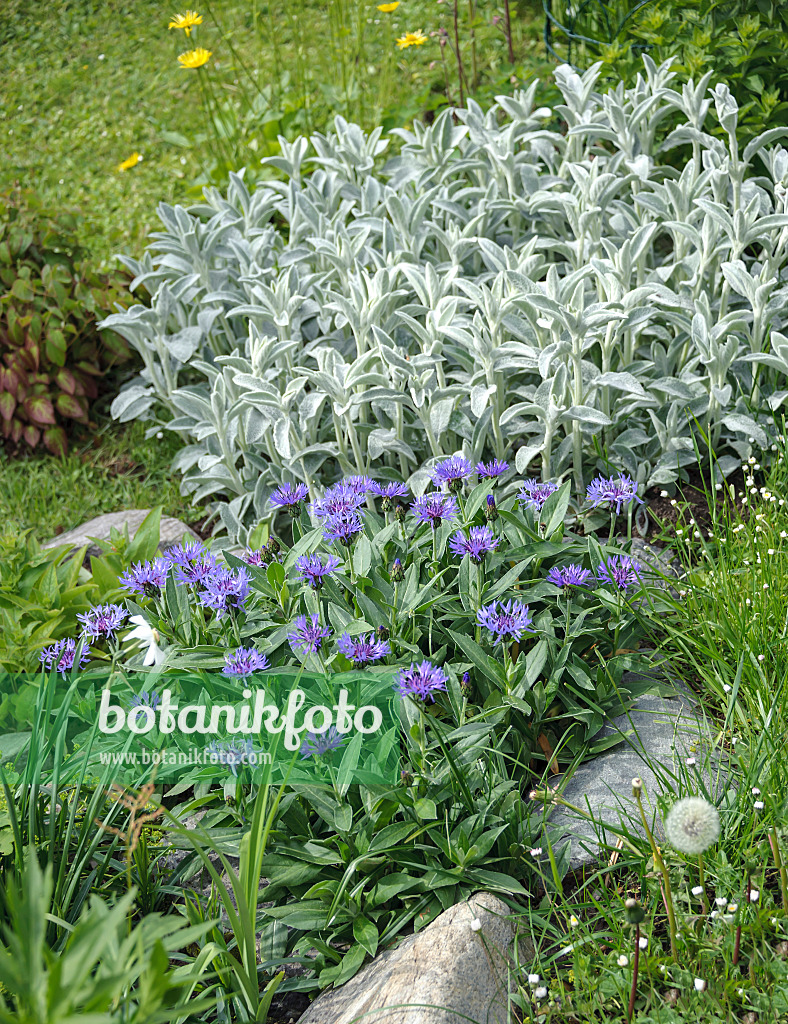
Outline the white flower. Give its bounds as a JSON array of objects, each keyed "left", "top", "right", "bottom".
[
  {"left": 752, "top": 787, "right": 761, "bottom": 795},
  {"left": 536, "top": 317, "right": 553, "bottom": 329},
  {"left": 749, "top": 889, "right": 760, "bottom": 902},
  {"left": 534, "top": 987, "right": 548, "bottom": 1000},
  {"left": 617, "top": 955, "right": 629, "bottom": 967},
  {"left": 658, "top": 964, "right": 667, "bottom": 974},
  {"left": 723, "top": 684, "right": 731, "bottom": 693},
  {"left": 686, "top": 757, "right": 696, "bottom": 766},
  {"left": 692, "top": 885, "right": 704, "bottom": 896},
  {"left": 664, "top": 797, "right": 720, "bottom": 855},
  {"left": 755, "top": 800, "right": 764, "bottom": 810},
  {"left": 569, "top": 914, "right": 579, "bottom": 928},
  {"left": 528, "top": 973, "right": 540, "bottom": 985},
  {"left": 715, "top": 897, "right": 727, "bottom": 907},
  {"left": 660, "top": 490, "right": 669, "bottom": 497},
  {"left": 469, "top": 917, "right": 482, "bottom": 932},
  {"left": 694, "top": 978, "right": 706, "bottom": 992},
  {"left": 124, "top": 615, "right": 166, "bottom": 666},
  {"left": 530, "top": 847, "right": 543, "bottom": 856},
  {"left": 638, "top": 936, "right": 648, "bottom": 949}
]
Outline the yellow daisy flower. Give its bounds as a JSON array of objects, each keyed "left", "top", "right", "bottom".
[
  {"left": 396, "top": 29, "right": 428, "bottom": 49},
  {"left": 177, "top": 47, "right": 212, "bottom": 69},
  {"left": 117, "top": 152, "right": 142, "bottom": 173},
  {"left": 168, "top": 10, "right": 203, "bottom": 35},
  {"left": 377, "top": 2, "right": 400, "bottom": 10}
]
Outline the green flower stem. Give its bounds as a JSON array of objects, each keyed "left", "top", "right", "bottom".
[
  {"left": 627, "top": 923, "right": 640, "bottom": 1023},
  {"left": 608, "top": 510, "right": 616, "bottom": 546},
  {"left": 697, "top": 853, "right": 709, "bottom": 914},
  {"left": 769, "top": 828, "right": 788, "bottom": 910},
  {"left": 633, "top": 784, "right": 678, "bottom": 959}
]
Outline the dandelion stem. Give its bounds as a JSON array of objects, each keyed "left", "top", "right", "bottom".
[
  {"left": 627, "top": 923, "right": 640, "bottom": 1023},
  {"left": 697, "top": 853, "right": 709, "bottom": 914},
  {"left": 769, "top": 827, "right": 788, "bottom": 910},
  {"left": 634, "top": 785, "right": 679, "bottom": 959},
  {"left": 732, "top": 871, "right": 749, "bottom": 967},
  {"left": 503, "top": 0, "right": 515, "bottom": 63},
  {"left": 452, "top": 0, "right": 465, "bottom": 108}
]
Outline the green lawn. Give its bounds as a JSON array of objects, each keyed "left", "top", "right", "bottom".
[
  {"left": 0, "top": 418, "right": 205, "bottom": 540},
  {"left": 1, "top": 0, "right": 549, "bottom": 269}
]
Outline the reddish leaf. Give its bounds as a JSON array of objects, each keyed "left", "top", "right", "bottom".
[
  {"left": 54, "top": 368, "right": 77, "bottom": 395},
  {"left": 9, "top": 419, "right": 23, "bottom": 443},
  {"left": 22, "top": 424, "right": 41, "bottom": 448},
  {"left": 55, "top": 392, "right": 87, "bottom": 420},
  {"left": 43, "top": 426, "right": 67, "bottom": 457},
  {"left": 0, "top": 392, "right": 15, "bottom": 421},
  {"left": 23, "top": 395, "right": 56, "bottom": 426}
]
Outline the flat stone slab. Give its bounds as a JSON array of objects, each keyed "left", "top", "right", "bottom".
[
  {"left": 542, "top": 671, "right": 722, "bottom": 872},
  {"left": 298, "top": 892, "right": 518, "bottom": 1024},
  {"left": 44, "top": 509, "right": 200, "bottom": 563}
]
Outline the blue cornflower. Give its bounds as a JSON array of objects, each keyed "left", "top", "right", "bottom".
[
  {"left": 370, "top": 481, "right": 409, "bottom": 501},
  {"left": 295, "top": 553, "right": 341, "bottom": 589},
  {"left": 596, "top": 555, "right": 643, "bottom": 591},
  {"left": 300, "top": 726, "right": 346, "bottom": 759},
  {"left": 119, "top": 558, "right": 169, "bottom": 597},
  {"left": 269, "top": 483, "right": 309, "bottom": 514},
  {"left": 431, "top": 455, "right": 474, "bottom": 492},
  {"left": 77, "top": 604, "right": 128, "bottom": 642},
  {"left": 322, "top": 512, "right": 364, "bottom": 546},
  {"left": 449, "top": 525, "right": 500, "bottom": 563},
  {"left": 173, "top": 553, "right": 220, "bottom": 587},
  {"left": 198, "top": 566, "right": 251, "bottom": 617},
  {"left": 223, "top": 647, "right": 270, "bottom": 677},
  {"left": 337, "top": 632, "right": 390, "bottom": 665},
  {"left": 396, "top": 661, "right": 449, "bottom": 703},
  {"left": 476, "top": 600, "right": 533, "bottom": 643},
  {"left": 206, "top": 739, "right": 256, "bottom": 777},
  {"left": 39, "top": 638, "right": 91, "bottom": 676},
  {"left": 341, "top": 475, "right": 376, "bottom": 494},
  {"left": 546, "top": 565, "right": 593, "bottom": 588},
  {"left": 165, "top": 541, "right": 204, "bottom": 568},
  {"left": 517, "top": 479, "right": 559, "bottom": 513},
  {"left": 242, "top": 548, "right": 269, "bottom": 568},
  {"left": 586, "top": 474, "right": 644, "bottom": 516},
  {"left": 310, "top": 482, "right": 366, "bottom": 522},
  {"left": 476, "top": 459, "right": 509, "bottom": 479},
  {"left": 410, "top": 492, "right": 459, "bottom": 529},
  {"left": 288, "top": 614, "right": 332, "bottom": 656},
  {"left": 128, "top": 690, "right": 160, "bottom": 711}
]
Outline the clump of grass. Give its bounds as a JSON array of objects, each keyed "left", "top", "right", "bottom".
[{"left": 520, "top": 751, "right": 788, "bottom": 1021}]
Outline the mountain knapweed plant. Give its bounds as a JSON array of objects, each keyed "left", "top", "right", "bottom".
[
  {"left": 48, "top": 459, "right": 666, "bottom": 775},
  {"left": 29, "top": 458, "right": 677, "bottom": 989}
]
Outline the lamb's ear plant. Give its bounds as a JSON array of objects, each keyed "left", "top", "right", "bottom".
[{"left": 105, "top": 57, "right": 788, "bottom": 541}]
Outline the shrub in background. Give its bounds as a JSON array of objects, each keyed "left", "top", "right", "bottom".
[
  {"left": 544, "top": 0, "right": 788, "bottom": 138},
  {"left": 0, "top": 188, "right": 132, "bottom": 455},
  {"left": 104, "top": 59, "right": 788, "bottom": 540}
]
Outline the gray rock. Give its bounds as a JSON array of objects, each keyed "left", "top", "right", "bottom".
[
  {"left": 44, "top": 509, "right": 200, "bottom": 563},
  {"left": 298, "top": 892, "right": 520, "bottom": 1024},
  {"left": 542, "top": 670, "right": 723, "bottom": 872}
]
